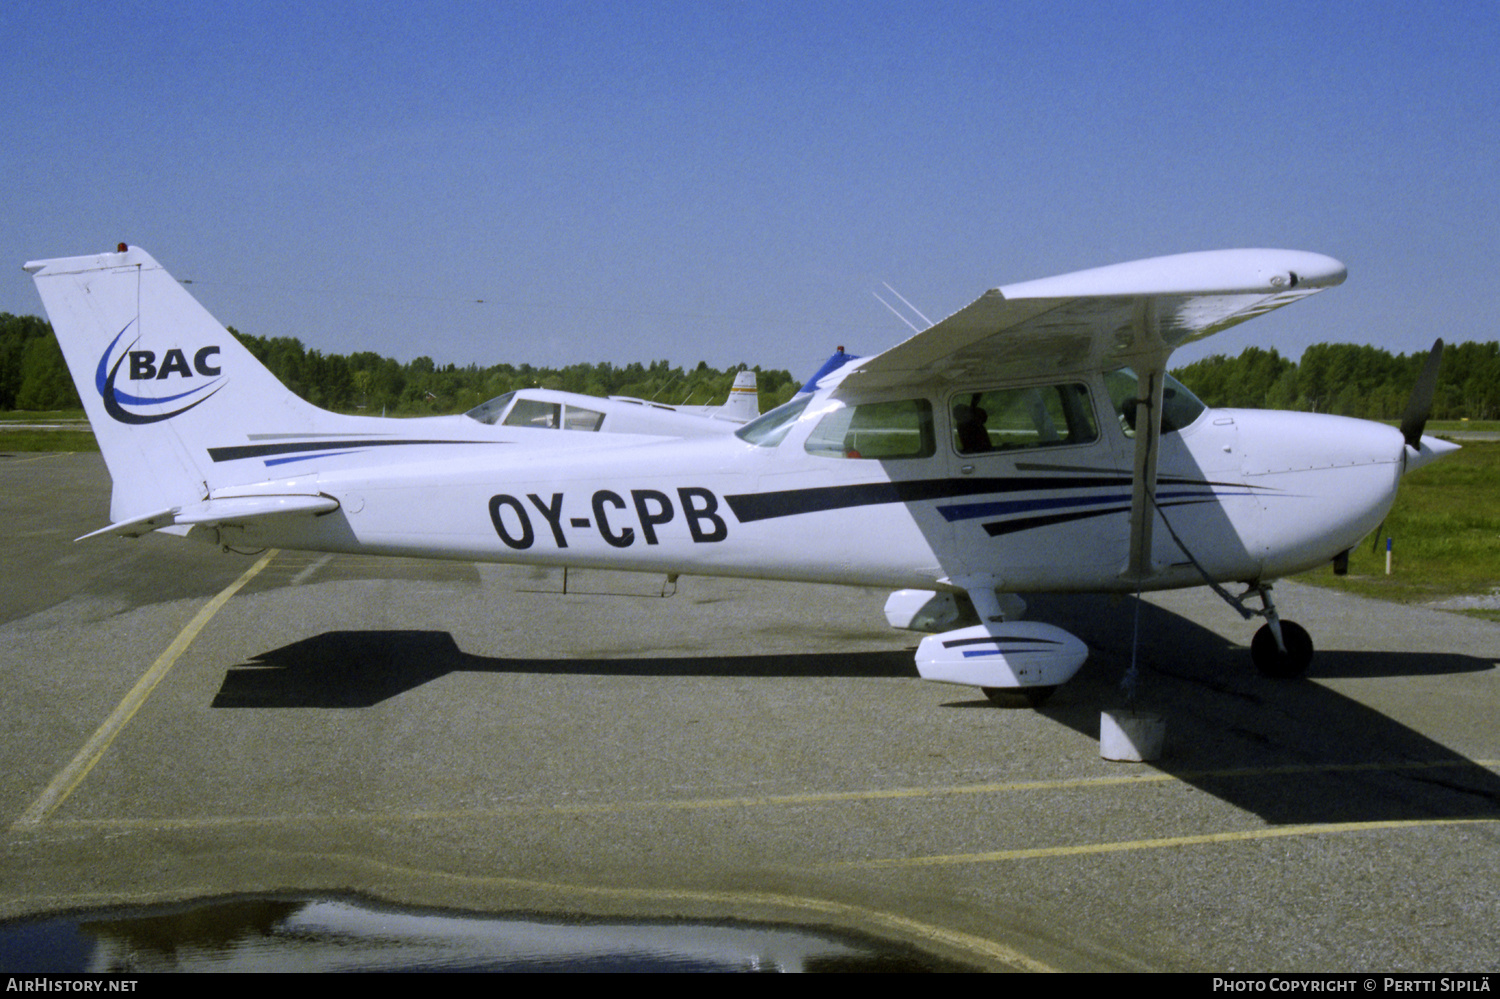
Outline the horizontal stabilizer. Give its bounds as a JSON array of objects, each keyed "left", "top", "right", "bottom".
[
  {"left": 76, "top": 508, "right": 179, "bottom": 540},
  {"left": 76, "top": 494, "right": 339, "bottom": 540}
]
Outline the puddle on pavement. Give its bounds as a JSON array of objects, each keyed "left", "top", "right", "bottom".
[{"left": 0, "top": 895, "right": 964, "bottom": 972}]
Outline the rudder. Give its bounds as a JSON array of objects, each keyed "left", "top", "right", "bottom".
[{"left": 25, "top": 245, "right": 351, "bottom": 525}]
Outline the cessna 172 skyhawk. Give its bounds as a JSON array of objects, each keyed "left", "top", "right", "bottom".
[{"left": 25, "top": 245, "right": 1455, "bottom": 703}]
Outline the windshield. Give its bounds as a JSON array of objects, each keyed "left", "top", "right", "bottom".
[
  {"left": 1103, "top": 368, "right": 1207, "bottom": 435},
  {"left": 464, "top": 391, "right": 516, "bottom": 425}
]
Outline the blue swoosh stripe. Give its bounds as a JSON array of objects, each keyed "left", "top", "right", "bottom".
[{"left": 940, "top": 488, "right": 1261, "bottom": 524}]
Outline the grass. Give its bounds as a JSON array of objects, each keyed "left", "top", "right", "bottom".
[
  {"left": 1293, "top": 439, "right": 1500, "bottom": 616},
  {"left": 0, "top": 429, "right": 99, "bottom": 452},
  {"left": 1419, "top": 419, "right": 1500, "bottom": 433},
  {"left": 0, "top": 409, "right": 88, "bottom": 422},
  {"left": 0, "top": 411, "right": 98, "bottom": 452}
]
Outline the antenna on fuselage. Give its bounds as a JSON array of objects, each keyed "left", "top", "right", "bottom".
[
  {"left": 648, "top": 375, "right": 678, "bottom": 402},
  {"left": 882, "top": 282, "right": 933, "bottom": 327},
  {"left": 872, "top": 282, "right": 933, "bottom": 334}
]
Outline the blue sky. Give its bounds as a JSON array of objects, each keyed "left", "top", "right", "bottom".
[{"left": 4, "top": 1, "right": 1497, "bottom": 376}]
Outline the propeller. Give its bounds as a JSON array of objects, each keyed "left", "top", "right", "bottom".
[
  {"left": 1371, "top": 339, "right": 1445, "bottom": 553},
  {"left": 1400, "top": 338, "right": 1444, "bottom": 450}
]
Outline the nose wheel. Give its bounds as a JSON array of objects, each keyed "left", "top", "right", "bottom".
[
  {"left": 1251, "top": 620, "right": 1314, "bottom": 677},
  {"left": 1248, "top": 584, "right": 1314, "bottom": 678}
]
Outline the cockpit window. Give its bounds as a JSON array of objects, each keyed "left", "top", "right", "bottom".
[
  {"left": 951, "top": 384, "right": 1098, "bottom": 454},
  {"left": 563, "top": 406, "right": 604, "bottom": 431},
  {"left": 503, "top": 398, "right": 561, "bottom": 429},
  {"left": 1103, "top": 369, "right": 1207, "bottom": 437},
  {"left": 464, "top": 393, "right": 606, "bottom": 432},
  {"left": 804, "top": 398, "right": 935, "bottom": 460},
  {"left": 735, "top": 395, "right": 812, "bottom": 447}
]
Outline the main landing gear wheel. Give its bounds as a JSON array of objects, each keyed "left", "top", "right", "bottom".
[
  {"left": 982, "top": 686, "right": 1057, "bottom": 708},
  {"left": 1250, "top": 621, "right": 1313, "bottom": 678}
]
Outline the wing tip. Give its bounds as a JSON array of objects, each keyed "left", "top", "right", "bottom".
[{"left": 1001, "top": 248, "right": 1346, "bottom": 299}]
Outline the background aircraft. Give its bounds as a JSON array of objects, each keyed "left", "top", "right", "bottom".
[
  {"left": 464, "top": 369, "right": 758, "bottom": 439},
  {"left": 26, "top": 245, "right": 1455, "bottom": 703}
]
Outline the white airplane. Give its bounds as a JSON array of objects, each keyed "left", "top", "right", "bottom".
[
  {"left": 465, "top": 368, "right": 759, "bottom": 440},
  {"left": 25, "top": 245, "right": 1457, "bottom": 704}
]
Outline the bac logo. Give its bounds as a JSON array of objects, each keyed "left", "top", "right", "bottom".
[
  {"left": 489, "top": 488, "right": 728, "bottom": 549},
  {"left": 95, "top": 322, "right": 226, "bottom": 425},
  {"left": 128, "top": 346, "right": 222, "bottom": 380}
]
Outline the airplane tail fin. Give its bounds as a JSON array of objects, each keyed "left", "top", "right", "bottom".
[
  {"left": 720, "top": 369, "right": 760, "bottom": 420},
  {"left": 25, "top": 245, "right": 356, "bottom": 526}
]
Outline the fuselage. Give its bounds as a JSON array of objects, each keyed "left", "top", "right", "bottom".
[{"left": 205, "top": 372, "right": 1409, "bottom": 595}]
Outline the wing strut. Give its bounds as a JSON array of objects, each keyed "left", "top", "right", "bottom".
[{"left": 1123, "top": 345, "right": 1167, "bottom": 583}]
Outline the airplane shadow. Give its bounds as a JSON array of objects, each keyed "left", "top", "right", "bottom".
[
  {"left": 210, "top": 598, "right": 1500, "bottom": 826},
  {"left": 211, "top": 633, "right": 916, "bottom": 710},
  {"left": 995, "top": 593, "right": 1500, "bottom": 825}
]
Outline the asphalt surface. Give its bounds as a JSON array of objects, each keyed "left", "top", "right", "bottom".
[{"left": 1, "top": 452, "right": 1497, "bottom": 972}]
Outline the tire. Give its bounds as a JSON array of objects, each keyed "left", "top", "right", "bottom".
[{"left": 1250, "top": 621, "right": 1314, "bottom": 678}]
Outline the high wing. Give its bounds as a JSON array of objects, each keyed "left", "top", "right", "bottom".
[
  {"left": 831, "top": 249, "right": 1347, "bottom": 393},
  {"left": 830, "top": 249, "right": 1347, "bottom": 583}
]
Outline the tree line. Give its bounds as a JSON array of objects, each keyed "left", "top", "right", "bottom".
[
  {"left": 0, "top": 314, "right": 76, "bottom": 410},
  {"left": 2, "top": 310, "right": 1494, "bottom": 421},
  {"left": 0, "top": 312, "right": 803, "bottom": 415},
  {"left": 1170, "top": 341, "right": 1500, "bottom": 421}
]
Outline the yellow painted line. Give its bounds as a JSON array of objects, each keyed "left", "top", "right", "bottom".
[
  {"left": 0, "top": 452, "right": 69, "bottom": 465},
  {"left": 10, "top": 550, "right": 278, "bottom": 829},
  {"left": 830, "top": 817, "right": 1500, "bottom": 869},
  {"left": 40, "top": 760, "right": 1500, "bottom": 832}
]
